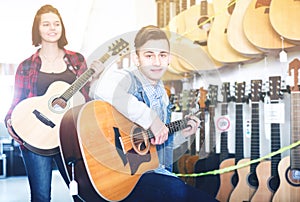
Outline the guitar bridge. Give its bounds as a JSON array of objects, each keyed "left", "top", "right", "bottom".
[{"left": 32, "top": 110, "right": 55, "bottom": 128}]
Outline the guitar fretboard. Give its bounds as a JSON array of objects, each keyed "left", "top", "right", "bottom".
[
  {"left": 61, "top": 68, "right": 95, "bottom": 101},
  {"left": 250, "top": 103, "right": 260, "bottom": 173},
  {"left": 291, "top": 92, "right": 300, "bottom": 170}
]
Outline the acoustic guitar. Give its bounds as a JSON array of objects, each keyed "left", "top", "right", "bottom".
[
  {"left": 60, "top": 100, "right": 200, "bottom": 201},
  {"left": 269, "top": 0, "right": 300, "bottom": 45},
  {"left": 166, "top": 1, "right": 224, "bottom": 71},
  {"left": 216, "top": 82, "right": 240, "bottom": 202},
  {"left": 226, "top": 0, "right": 263, "bottom": 58},
  {"left": 243, "top": 0, "right": 295, "bottom": 52},
  {"left": 10, "top": 39, "right": 129, "bottom": 155},
  {"left": 194, "top": 84, "right": 221, "bottom": 198},
  {"left": 251, "top": 76, "right": 282, "bottom": 201},
  {"left": 272, "top": 58, "right": 300, "bottom": 201},
  {"left": 207, "top": 0, "right": 252, "bottom": 64},
  {"left": 229, "top": 80, "right": 263, "bottom": 201}
]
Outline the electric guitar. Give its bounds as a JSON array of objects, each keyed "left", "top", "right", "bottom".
[
  {"left": 273, "top": 58, "right": 300, "bottom": 201},
  {"left": 251, "top": 76, "right": 282, "bottom": 201},
  {"left": 269, "top": 0, "right": 300, "bottom": 45},
  {"left": 243, "top": 0, "right": 295, "bottom": 52},
  {"left": 59, "top": 100, "right": 200, "bottom": 201},
  {"left": 10, "top": 39, "right": 129, "bottom": 155},
  {"left": 229, "top": 79, "right": 263, "bottom": 201}
]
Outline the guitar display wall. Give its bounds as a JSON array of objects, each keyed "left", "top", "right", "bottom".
[
  {"left": 159, "top": 1, "right": 300, "bottom": 201},
  {"left": 158, "top": 0, "right": 300, "bottom": 76}
]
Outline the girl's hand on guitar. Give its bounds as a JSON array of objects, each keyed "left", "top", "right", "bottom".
[
  {"left": 150, "top": 116, "right": 169, "bottom": 145},
  {"left": 90, "top": 60, "right": 105, "bottom": 81},
  {"left": 182, "top": 115, "right": 200, "bottom": 137},
  {"left": 6, "top": 119, "right": 23, "bottom": 145}
]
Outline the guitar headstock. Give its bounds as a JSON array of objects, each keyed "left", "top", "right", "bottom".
[
  {"left": 250, "top": 80, "right": 263, "bottom": 102},
  {"left": 288, "top": 58, "right": 300, "bottom": 92},
  {"left": 109, "top": 38, "right": 130, "bottom": 56},
  {"left": 221, "top": 82, "right": 231, "bottom": 103},
  {"left": 198, "top": 87, "right": 208, "bottom": 109},
  {"left": 268, "top": 76, "right": 282, "bottom": 101},
  {"left": 208, "top": 84, "right": 219, "bottom": 106},
  {"left": 234, "top": 81, "right": 246, "bottom": 103}
]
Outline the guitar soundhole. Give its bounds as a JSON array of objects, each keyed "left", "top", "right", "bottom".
[
  {"left": 131, "top": 126, "right": 150, "bottom": 156},
  {"left": 286, "top": 167, "right": 300, "bottom": 187},
  {"left": 197, "top": 16, "right": 211, "bottom": 31},
  {"left": 268, "top": 176, "right": 280, "bottom": 192},
  {"left": 247, "top": 172, "right": 258, "bottom": 188},
  {"left": 51, "top": 97, "right": 67, "bottom": 111},
  {"left": 231, "top": 172, "right": 238, "bottom": 187}
]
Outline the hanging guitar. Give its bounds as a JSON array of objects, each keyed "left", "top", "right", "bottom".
[
  {"left": 229, "top": 79, "right": 263, "bottom": 201},
  {"left": 10, "top": 38, "right": 129, "bottom": 155},
  {"left": 273, "top": 58, "right": 300, "bottom": 202},
  {"left": 251, "top": 76, "right": 282, "bottom": 201}
]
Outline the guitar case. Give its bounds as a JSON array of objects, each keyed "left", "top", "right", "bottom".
[{"left": 194, "top": 151, "right": 220, "bottom": 198}]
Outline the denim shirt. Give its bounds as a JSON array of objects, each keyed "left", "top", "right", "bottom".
[{"left": 127, "top": 71, "right": 174, "bottom": 173}]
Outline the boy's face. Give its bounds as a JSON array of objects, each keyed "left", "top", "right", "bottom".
[{"left": 136, "top": 39, "right": 170, "bottom": 85}]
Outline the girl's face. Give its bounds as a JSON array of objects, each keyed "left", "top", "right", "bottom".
[
  {"left": 135, "top": 39, "right": 170, "bottom": 85},
  {"left": 39, "top": 12, "right": 62, "bottom": 44}
]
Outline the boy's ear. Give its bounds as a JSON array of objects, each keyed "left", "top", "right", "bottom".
[{"left": 133, "top": 53, "right": 140, "bottom": 67}]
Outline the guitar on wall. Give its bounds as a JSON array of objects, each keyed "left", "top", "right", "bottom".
[
  {"left": 183, "top": 87, "right": 208, "bottom": 187},
  {"left": 229, "top": 80, "right": 263, "bottom": 201},
  {"left": 216, "top": 82, "right": 236, "bottom": 202},
  {"left": 269, "top": 0, "right": 300, "bottom": 45},
  {"left": 59, "top": 100, "right": 201, "bottom": 201},
  {"left": 226, "top": 0, "right": 263, "bottom": 58},
  {"left": 251, "top": 76, "right": 282, "bottom": 201},
  {"left": 194, "top": 84, "right": 221, "bottom": 198},
  {"left": 207, "top": 0, "right": 252, "bottom": 65},
  {"left": 166, "top": 0, "right": 224, "bottom": 71},
  {"left": 10, "top": 39, "right": 129, "bottom": 156},
  {"left": 243, "top": 0, "right": 295, "bottom": 52},
  {"left": 273, "top": 58, "right": 300, "bottom": 201}
]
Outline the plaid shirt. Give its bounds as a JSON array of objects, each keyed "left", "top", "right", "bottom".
[{"left": 5, "top": 48, "right": 91, "bottom": 124}]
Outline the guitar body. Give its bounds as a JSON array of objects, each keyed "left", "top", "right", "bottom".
[
  {"left": 176, "top": 154, "right": 190, "bottom": 183},
  {"left": 216, "top": 158, "right": 235, "bottom": 202},
  {"left": 273, "top": 156, "right": 300, "bottom": 201},
  {"left": 251, "top": 160, "right": 273, "bottom": 202},
  {"left": 243, "top": 0, "right": 295, "bottom": 51},
  {"left": 207, "top": 0, "right": 251, "bottom": 64},
  {"left": 59, "top": 104, "right": 104, "bottom": 201},
  {"left": 229, "top": 159, "right": 256, "bottom": 202},
  {"left": 227, "top": 0, "right": 263, "bottom": 57},
  {"left": 11, "top": 81, "right": 85, "bottom": 155},
  {"left": 185, "top": 155, "right": 199, "bottom": 186},
  {"left": 166, "top": 2, "right": 223, "bottom": 71},
  {"left": 269, "top": 0, "right": 300, "bottom": 44},
  {"left": 175, "top": 2, "right": 214, "bottom": 44}
]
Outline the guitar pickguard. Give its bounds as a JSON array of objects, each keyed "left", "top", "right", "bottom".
[{"left": 113, "top": 126, "right": 151, "bottom": 175}]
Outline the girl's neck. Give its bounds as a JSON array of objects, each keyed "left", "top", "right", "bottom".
[{"left": 39, "top": 43, "right": 62, "bottom": 57}]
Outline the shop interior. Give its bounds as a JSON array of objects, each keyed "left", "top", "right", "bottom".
[{"left": 1, "top": 0, "right": 300, "bottom": 201}]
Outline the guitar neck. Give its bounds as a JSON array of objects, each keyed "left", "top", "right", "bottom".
[
  {"left": 61, "top": 68, "right": 95, "bottom": 101},
  {"left": 147, "top": 111, "right": 200, "bottom": 139},
  {"left": 291, "top": 92, "right": 300, "bottom": 170},
  {"left": 250, "top": 103, "right": 260, "bottom": 172},
  {"left": 235, "top": 104, "right": 244, "bottom": 163}
]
